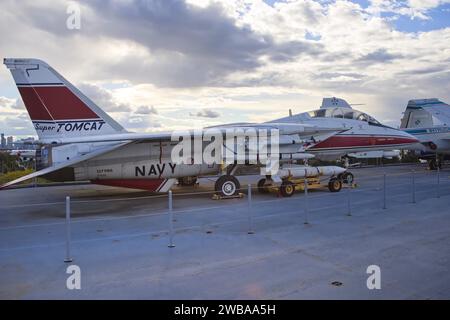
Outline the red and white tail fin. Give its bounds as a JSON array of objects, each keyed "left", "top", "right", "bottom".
[{"left": 4, "top": 58, "right": 127, "bottom": 142}]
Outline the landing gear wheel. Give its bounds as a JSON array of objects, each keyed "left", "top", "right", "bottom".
[
  {"left": 215, "top": 175, "right": 240, "bottom": 197},
  {"left": 339, "top": 172, "right": 354, "bottom": 184},
  {"left": 428, "top": 159, "right": 441, "bottom": 170},
  {"left": 328, "top": 178, "right": 342, "bottom": 192},
  {"left": 178, "top": 176, "right": 198, "bottom": 186},
  {"left": 280, "top": 180, "right": 295, "bottom": 197},
  {"left": 257, "top": 178, "right": 269, "bottom": 194}
]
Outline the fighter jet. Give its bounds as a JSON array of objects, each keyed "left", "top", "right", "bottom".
[
  {"left": 400, "top": 98, "right": 450, "bottom": 170},
  {"left": 1, "top": 58, "right": 419, "bottom": 195},
  {"left": 276, "top": 97, "right": 417, "bottom": 163}
]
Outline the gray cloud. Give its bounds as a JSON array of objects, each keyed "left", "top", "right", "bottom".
[
  {"left": 356, "top": 49, "right": 404, "bottom": 64},
  {"left": 135, "top": 105, "right": 158, "bottom": 115},
  {"left": 86, "top": 0, "right": 324, "bottom": 87},
  {"left": 397, "top": 66, "right": 447, "bottom": 76},
  {"left": 77, "top": 83, "right": 132, "bottom": 113},
  {"left": 0, "top": 96, "right": 14, "bottom": 108},
  {"left": 122, "top": 115, "right": 162, "bottom": 130},
  {"left": 190, "top": 108, "right": 221, "bottom": 118},
  {"left": 81, "top": 0, "right": 271, "bottom": 87},
  {"left": 0, "top": 0, "right": 449, "bottom": 134},
  {"left": 0, "top": 115, "right": 35, "bottom": 136},
  {"left": 313, "top": 72, "right": 366, "bottom": 80},
  {"left": 15, "top": 0, "right": 324, "bottom": 88},
  {"left": 268, "top": 41, "right": 324, "bottom": 62}
]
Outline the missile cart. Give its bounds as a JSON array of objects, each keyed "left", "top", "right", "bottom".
[{"left": 257, "top": 165, "right": 354, "bottom": 197}]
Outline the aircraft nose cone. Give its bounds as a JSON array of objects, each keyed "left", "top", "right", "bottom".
[
  {"left": 400, "top": 130, "right": 420, "bottom": 143},
  {"left": 395, "top": 129, "right": 422, "bottom": 151}
]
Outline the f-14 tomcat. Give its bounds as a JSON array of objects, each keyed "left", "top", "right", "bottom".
[{"left": 1, "top": 58, "right": 419, "bottom": 195}]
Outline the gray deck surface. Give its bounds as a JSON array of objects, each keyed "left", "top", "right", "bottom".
[{"left": 0, "top": 164, "right": 449, "bottom": 299}]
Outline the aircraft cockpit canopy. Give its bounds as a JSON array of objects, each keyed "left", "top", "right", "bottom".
[{"left": 307, "top": 107, "right": 382, "bottom": 126}]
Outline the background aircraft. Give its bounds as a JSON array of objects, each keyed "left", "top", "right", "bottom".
[
  {"left": 1, "top": 58, "right": 418, "bottom": 195},
  {"left": 400, "top": 98, "right": 450, "bottom": 170},
  {"left": 273, "top": 97, "right": 416, "bottom": 165}
]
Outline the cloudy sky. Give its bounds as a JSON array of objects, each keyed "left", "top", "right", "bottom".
[{"left": 0, "top": 0, "right": 449, "bottom": 138}]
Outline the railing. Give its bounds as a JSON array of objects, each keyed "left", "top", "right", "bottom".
[{"left": 0, "top": 166, "right": 448, "bottom": 263}]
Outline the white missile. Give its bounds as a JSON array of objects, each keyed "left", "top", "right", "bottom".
[
  {"left": 347, "top": 150, "right": 400, "bottom": 159},
  {"left": 280, "top": 153, "right": 315, "bottom": 160},
  {"left": 277, "top": 165, "right": 346, "bottom": 178}
]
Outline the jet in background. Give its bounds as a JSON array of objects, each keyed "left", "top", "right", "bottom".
[
  {"left": 1, "top": 58, "right": 418, "bottom": 195},
  {"left": 279, "top": 97, "right": 412, "bottom": 165},
  {"left": 400, "top": 98, "right": 450, "bottom": 170}
]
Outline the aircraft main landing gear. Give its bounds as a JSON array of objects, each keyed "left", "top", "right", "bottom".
[
  {"left": 257, "top": 176, "right": 273, "bottom": 194},
  {"left": 428, "top": 159, "right": 442, "bottom": 170},
  {"left": 215, "top": 175, "right": 241, "bottom": 197}
]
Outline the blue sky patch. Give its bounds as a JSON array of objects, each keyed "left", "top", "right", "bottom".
[
  {"left": 305, "top": 31, "right": 322, "bottom": 41},
  {"left": 392, "top": 4, "right": 450, "bottom": 33},
  {"left": 349, "top": 0, "right": 371, "bottom": 9}
]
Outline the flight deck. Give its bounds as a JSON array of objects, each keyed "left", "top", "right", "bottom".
[{"left": 0, "top": 164, "right": 449, "bottom": 299}]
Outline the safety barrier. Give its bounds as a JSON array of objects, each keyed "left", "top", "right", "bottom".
[{"left": 0, "top": 166, "right": 448, "bottom": 262}]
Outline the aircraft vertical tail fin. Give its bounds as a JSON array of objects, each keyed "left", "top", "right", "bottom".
[
  {"left": 401, "top": 98, "right": 450, "bottom": 128},
  {"left": 3, "top": 58, "right": 126, "bottom": 142}
]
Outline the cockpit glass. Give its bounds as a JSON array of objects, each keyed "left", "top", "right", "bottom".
[{"left": 308, "top": 107, "right": 381, "bottom": 125}]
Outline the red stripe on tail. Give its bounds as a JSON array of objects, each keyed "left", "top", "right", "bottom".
[
  {"left": 18, "top": 87, "right": 53, "bottom": 120},
  {"left": 18, "top": 86, "right": 100, "bottom": 120},
  {"left": 311, "top": 135, "right": 418, "bottom": 149}
]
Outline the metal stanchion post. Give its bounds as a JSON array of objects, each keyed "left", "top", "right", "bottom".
[
  {"left": 64, "top": 196, "right": 73, "bottom": 263},
  {"left": 437, "top": 167, "right": 440, "bottom": 198},
  {"left": 347, "top": 182, "right": 352, "bottom": 216},
  {"left": 168, "top": 190, "right": 175, "bottom": 248},
  {"left": 412, "top": 170, "right": 416, "bottom": 204},
  {"left": 33, "top": 159, "right": 37, "bottom": 188},
  {"left": 383, "top": 173, "right": 387, "bottom": 210},
  {"left": 247, "top": 184, "right": 254, "bottom": 234},
  {"left": 304, "top": 169, "right": 309, "bottom": 225}
]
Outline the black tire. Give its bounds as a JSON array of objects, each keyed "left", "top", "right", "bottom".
[
  {"left": 428, "top": 159, "right": 437, "bottom": 170},
  {"left": 280, "top": 180, "right": 295, "bottom": 197},
  {"left": 215, "top": 175, "right": 240, "bottom": 197},
  {"left": 328, "top": 178, "right": 342, "bottom": 192},
  {"left": 428, "top": 159, "right": 441, "bottom": 170},
  {"left": 257, "top": 178, "right": 269, "bottom": 193},
  {"left": 178, "top": 176, "right": 198, "bottom": 186},
  {"left": 341, "top": 172, "right": 354, "bottom": 184}
]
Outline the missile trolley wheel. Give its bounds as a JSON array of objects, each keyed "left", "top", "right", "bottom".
[
  {"left": 328, "top": 178, "right": 342, "bottom": 192},
  {"left": 215, "top": 175, "right": 241, "bottom": 197},
  {"left": 280, "top": 181, "right": 295, "bottom": 197},
  {"left": 257, "top": 178, "right": 269, "bottom": 193},
  {"left": 339, "top": 172, "right": 354, "bottom": 184}
]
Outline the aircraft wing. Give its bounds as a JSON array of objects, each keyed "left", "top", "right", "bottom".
[
  {"left": 0, "top": 142, "right": 130, "bottom": 189},
  {"left": 39, "top": 124, "right": 343, "bottom": 145}
]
